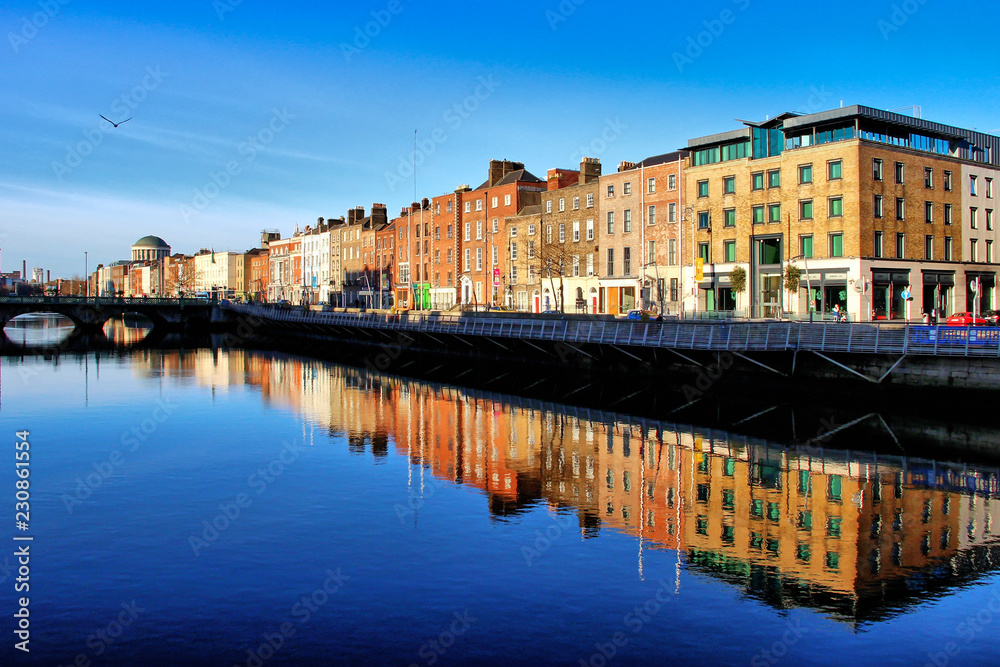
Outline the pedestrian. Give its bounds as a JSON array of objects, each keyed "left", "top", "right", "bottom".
[{"left": 832, "top": 303, "right": 841, "bottom": 322}]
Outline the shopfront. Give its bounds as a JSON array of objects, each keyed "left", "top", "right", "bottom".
[
  {"left": 922, "top": 271, "right": 954, "bottom": 318},
  {"left": 966, "top": 271, "right": 996, "bottom": 314},
  {"left": 798, "top": 270, "right": 849, "bottom": 317},
  {"left": 870, "top": 269, "right": 910, "bottom": 320}
]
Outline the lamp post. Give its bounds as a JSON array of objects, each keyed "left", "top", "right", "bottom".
[
  {"left": 85, "top": 251, "right": 88, "bottom": 297},
  {"left": 790, "top": 253, "right": 813, "bottom": 323}
]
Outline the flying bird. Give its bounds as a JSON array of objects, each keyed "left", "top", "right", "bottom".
[{"left": 100, "top": 114, "right": 132, "bottom": 128}]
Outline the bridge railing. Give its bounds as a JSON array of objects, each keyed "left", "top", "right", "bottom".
[
  {"left": 0, "top": 296, "right": 210, "bottom": 306},
  {"left": 224, "top": 303, "right": 1000, "bottom": 358}
]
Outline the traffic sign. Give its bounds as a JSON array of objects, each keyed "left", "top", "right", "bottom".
[
  {"left": 695, "top": 258, "right": 704, "bottom": 282},
  {"left": 900, "top": 290, "right": 911, "bottom": 300}
]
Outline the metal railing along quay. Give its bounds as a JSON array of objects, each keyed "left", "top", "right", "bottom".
[{"left": 225, "top": 302, "right": 1000, "bottom": 358}]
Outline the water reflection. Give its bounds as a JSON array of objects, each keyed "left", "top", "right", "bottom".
[
  {"left": 3, "top": 312, "right": 74, "bottom": 346},
  {"left": 103, "top": 315, "right": 153, "bottom": 345},
  {"left": 133, "top": 348, "right": 1000, "bottom": 626}
]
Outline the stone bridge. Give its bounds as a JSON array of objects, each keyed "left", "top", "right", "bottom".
[{"left": 0, "top": 296, "right": 218, "bottom": 335}]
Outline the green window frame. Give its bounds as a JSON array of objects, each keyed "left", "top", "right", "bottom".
[
  {"left": 724, "top": 240, "right": 736, "bottom": 263},
  {"left": 767, "top": 502, "right": 781, "bottom": 522},
  {"left": 828, "top": 474, "right": 843, "bottom": 500},
  {"left": 797, "top": 511, "right": 812, "bottom": 530},
  {"left": 723, "top": 176, "right": 736, "bottom": 194},
  {"left": 697, "top": 180, "right": 709, "bottom": 198},
  {"left": 724, "top": 458, "right": 736, "bottom": 476},
  {"left": 827, "top": 517, "right": 843, "bottom": 538},
  {"left": 829, "top": 197, "right": 844, "bottom": 217},
  {"left": 722, "top": 489, "right": 735, "bottom": 510},
  {"left": 724, "top": 209, "right": 736, "bottom": 227},
  {"left": 752, "top": 205, "right": 765, "bottom": 225},
  {"left": 769, "top": 203, "right": 782, "bottom": 223},
  {"left": 796, "top": 544, "right": 811, "bottom": 562},
  {"left": 800, "top": 200, "right": 813, "bottom": 220},
  {"left": 829, "top": 233, "right": 844, "bottom": 258},
  {"left": 800, "top": 235, "right": 813, "bottom": 259},
  {"left": 751, "top": 172, "right": 764, "bottom": 190},
  {"left": 799, "top": 164, "right": 813, "bottom": 184},
  {"left": 750, "top": 499, "right": 764, "bottom": 519},
  {"left": 826, "top": 552, "right": 840, "bottom": 569},
  {"left": 768, "top": 169, "right": 781, "bottom": 188},
  {"left": 828, "top": 160, "right": 843, "bottom": 180}
]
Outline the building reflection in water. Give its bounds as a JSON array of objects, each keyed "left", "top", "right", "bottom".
[{"left": 137, "top": 349, "right": 1000, "bottom": 626}]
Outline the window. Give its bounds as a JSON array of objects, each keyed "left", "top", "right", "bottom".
[
  {"left": 828, "top": 160, "right": 842, "bottom": 180},
  {"left": 464, "top": 248, "right": 471, "bottom": 271},
  {"left": 606, "top": 212, "right": 615, "bottom": 234},
  {"left": 607, "top": 184, "right": 615, "bottom": 198},
  {"left": 572, "top": 196, "right": 579, "bottom": 210},
  {"left": 586, "top": 219, "right": 594, "bottom": 240},
  {"left": 647, "top": 177, "right": 656, "bottom": 193},
  {"left": 925, "top": 235, "right": 934, "bottom": 260},
  {"left": 971, "top": 175, "right": 978, "bottom": 196},
  {"left": 607, "top": 249, "right": 614, "bottom": 275},
  {"left": 528, "top": 241, "right": 535, "bottom": 259},
  {"left": 647, "top": 240, "right": 656, "bottom": 264},
  {"left": 925, "top": 167, "right": 934, "bottom": 189},
  {"left": 476, "top": 247, "right": 482, "bottom": 270},
  {"left": 767, "top": 169, "right": 780, "bottom": 188},
  {"left": 648, "top": 205, "right": 656, "bottom": 226},
  {"left": 944, "top": 170, "right": 952, "bottom": 191},
  {"left": 829, "top": 233, "right": 844, "bottom": 257},
  {"left": 896, "top": 197, "right": 905, "bottom": 220},
  {"left": 971, "top": 207, "right": 979, "bottom": 229},
  {"left": 464, "top": 222, "right": 471, "bottom": 241},
  {"left": 723, "top": 176, "right": 736, "bottom": 194},
  {"left": 447, "top": 200, "right": 453, "bottom": 213},
  {"left": 925, "top": 201, "right": 934, "bottom": 224},
  {"left": 698, "top": 242, "right": 710, "bottom": 263},
  {"left": 586, "top": 253, "right": 593, "bottom": 276},
  {"left": 668, "top": 203, "right": 677, "bottom": 222},
  {"left": 724, "top": 208, "right": 736, "bottom": 227},
  {"left": 545, "top": 200, "right": 552, "bottom": 214},
  {"left": 492, "top": 219, "right": 499, "bottom": 234},
  {"left": 668, "top": 239, "right": 677, "bottom": 266},
  {"left": 510, "top": 226, "right": 518, "bottom": 238},
  {"left": 491, "top": 196, "right": 498, "bottom": 209},
  {"left": 988, "top": 240, "right": 995, "bottom": 263},
  {"left": 944, "top": 236, "right": 953, "bottom": 261},
  {"left": 894, "top": 161, "right": 904, "bottom": 183},
  {"left": 800, "top": 235, "right": 813, "bottom": 259},
  {"left": 896, "top": 233, "right": 905, "bottom": 259},
  {"left": 511, "top": 242, "right": 518, "bottom": 261},
  {"left": 874, "top": 231, "right": 884, "bottom": 258},
  {"left": 698, "top": 211, "right": 710, "bottom": 229},
  {"left": 546, "top": 225, "right": 552, "bottom": 243},
  {"left": 874, "top": 195, "right": 884, "bottom": 218},
  {"left": 623, "top": 247, "right": 631, "bottom": 275},
  {"left": 505, "top": 194, "right": 511, "bottom": 206},
  {"left": 988, "top": 210, "right": 994, "bottom": 230},
  {"left": 510, "top": 265, "right": 517, "bottom": 283},
  {"left": 752, "top": 205, "right": 765, "bottom": 225},
  {"left": 464, "top": 201, "right": 471, "bottom": 213},
  {"left": 988, "top": 178, "right": 994, "bottom": 198},
  {"left": 799, "top": 164, "right": 813, "bottom": 184},
  {"left": 623, "top": 209, "right": 632, "bottom": 233},
  {"left": 797, "top": 199, "right": 813, "bottom": 220},
  {"left": 586, "top": 193, "right": 594, "bottom": 208},
  {"left": 872, "top": 158, "right": 883, "bottom": 181},
  {"left": 558, "top": 198, "right": 565, "bottom": 212},
  {"left": 572, "top": 221, "right": 580, "bottom": 242},
  {"left": 829, "top": 197, "right": 843, "bottom": 217},
  {"left": 476, "top": 221, "right": 483, "bottom": 239},
  {"left": 559, "top": 223, "right": 566, "bottom": 243},
  {"left": 571, "top": 255, "right": 580, "bottom": 277},
  {"left": 724, "top": 240, "right": 736, "bottom": 262},
  {"left": 769, "top": 203, "right": 781, "bottom": 223},
  {"left": 668, "top": 174, "right": 677, "bottom": 190},
  {"left": 623, "top": 182, "right": 631, "bottom": 195},
  {"left": 970, "top": 238, "right": 978, "bottom": 262},
  {"left": 697, "top": 180, "right": 709, "bottom": 198},
  {"left": 447, "top": 224, "right": 453, "bottom": 239},
  {"left": 476, "top": 199, "right": 483, "bottom": 211},
  {"left": 751, "top": 172, "right": 764, "bottom": 190}
]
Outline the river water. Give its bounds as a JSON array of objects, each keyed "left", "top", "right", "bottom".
[{"left": 1, "top": 317, "right": 999, "bottom": 666}]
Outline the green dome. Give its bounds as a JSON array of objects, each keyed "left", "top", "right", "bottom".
[{"left": 133, "top": 235, "right": 169, "bottom": 248}]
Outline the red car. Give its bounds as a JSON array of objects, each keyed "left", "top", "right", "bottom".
[{"left": 945, "top": 312, "right": 988, "bottom": 326}]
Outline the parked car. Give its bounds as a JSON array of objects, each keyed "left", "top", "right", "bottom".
[
  {"left": 626, "top": 309, "right": 657, "bottom": 321},
  {"left": 540, "top": 309, "right": 560, "bottom": 315},
  {"left": 945, "top": 311, "right": 988, "bottom": 326},
  {"left": 275, "top": 299, "right": 291, "bottom": 309},
  {"left": 982, "top": 309, "right": 1000, "bottom": 326}
]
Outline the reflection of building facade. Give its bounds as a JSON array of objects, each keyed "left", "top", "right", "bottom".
[{"left": 142, "top": 351, "right": 1000, "bottom": 621}]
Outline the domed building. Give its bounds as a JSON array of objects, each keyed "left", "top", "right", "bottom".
[{"left": 131, "top": 235, "right": 171, "bottom": 262}]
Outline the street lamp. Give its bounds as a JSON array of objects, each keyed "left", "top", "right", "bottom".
[
  {"left": 790, "top": 254, "right": 813, "bottom": 323},
  {"left": 85, "top": 251, "right": 89, "bottom": 297}
]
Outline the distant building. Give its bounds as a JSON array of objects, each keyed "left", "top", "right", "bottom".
[{"left": 131, "top": 235, "right": 171, "bottom": 262}]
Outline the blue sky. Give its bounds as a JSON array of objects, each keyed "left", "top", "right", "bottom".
[{"left": 2, "top": 0, "right": 999, "bottom": 278}]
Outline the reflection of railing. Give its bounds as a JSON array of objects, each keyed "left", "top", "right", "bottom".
[{"left": 225, "top": 303, "right": 1000, "bottom": 358}]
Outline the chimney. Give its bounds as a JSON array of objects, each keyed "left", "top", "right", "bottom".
[
  {"left": 502, "top": 160, "right": 524, "bottom": 179},
  {"left": 421, "top": 197, "right": 429, "bottom": 210},
  {"left": 547, "top": 168, "right": 580, "bottom": 191},
  {"left": 488, "top": 159, "right": 504, "bottom": 187},
  {"left": 618, "top": 161, "right": 637, "bottom": 173},
  {"left": 580, "top": 157, "right": 602, "bottom": 184},
  {"left": 47, "top": 270, "right": 51, "bottom": 282},
  {"left": 410, "top": 202, "right": 420, "bottom": 213},
  {"left": 23, "top": 260, "right": 26, "bottom": 278},
  {"left": 348, "top": 206, "right": 365, "bottom": 226},
  {"left": 371, "top": 203, "right": 388, "bottom": 227}
]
